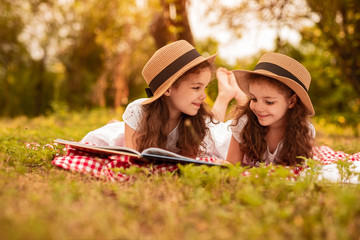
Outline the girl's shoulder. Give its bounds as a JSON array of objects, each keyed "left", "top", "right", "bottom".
[
  {"left": 229, "top": 115, "right": 248, "bottom": 143},
  {"left": 126, "top": 98, "right": 148, "bottom": 109},
  {"left": 122, "top": 98, "right": 148, "bottom": 129},
  {"left": 231, "top": 115, "right": 248, "bottom": 129}
]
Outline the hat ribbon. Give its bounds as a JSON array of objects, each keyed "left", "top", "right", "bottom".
[
  {"left": 146, "top": 48, "right": 201, "bottom": 96},
  {"left": 254, "top": 62, "right": 307, "bottom": 92},
  {"left": 145, "top": 87, "right": 153, "bottom": 97}
]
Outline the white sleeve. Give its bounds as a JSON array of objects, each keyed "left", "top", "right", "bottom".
[
  {"left": 203, "top": 120, "right": 232, "bottom": 160},
  {"left": 81, "top": 98, "right": 148, "bottom": 146},
  {"left": 308, "top": 121, "right": 316, "bottom": 139},
  {"left": 122, "top": 98, "right": 147, "bottom": 130},
  {"left": 81, "top": 122, "right": 125, "bottom": 146},
  {"left": 230, "top": 115, "right": 248, "bottom": 143}
]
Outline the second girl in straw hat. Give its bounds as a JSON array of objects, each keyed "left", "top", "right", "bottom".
[{"left": 227, "top": 52, "right": 316, "bottom": 166}]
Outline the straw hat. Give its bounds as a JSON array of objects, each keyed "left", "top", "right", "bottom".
[
  {"left": 141, "top": 40, "right": 217, "bottom": 105},
  {"left": 233, "top": 52, "right": 315, "bottom": 116}
]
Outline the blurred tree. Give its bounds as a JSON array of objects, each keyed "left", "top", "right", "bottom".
[
  {"left": 58, "top": 0, "right": 108, "bottom": 108},
  {"left": 0, "top": 0, "right": 56, "bottom": 116},
  {"left": 0, "top": 0, "right": 159, "bottom": 116},
  {"left": 305, "top": 0, "right": 360, "bottom": 96},
  {"left": 150, "top": 0, "right": 194, "bottom": 48},
  {"left": 299, "top": 26, "right": 360, "bottom": 134},
  {"left": 58, "top": 0, "right": 157, "bottom": 109},
  {"left": 0, "top": 0, "right": 26, "bottom": 116},
  {"left": 206, "top": 0, "right": 360, "bottom": 97}
]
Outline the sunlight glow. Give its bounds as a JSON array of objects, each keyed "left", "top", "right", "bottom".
[{"left": 188, "top": 1, "right": 307, "bottom": 64}]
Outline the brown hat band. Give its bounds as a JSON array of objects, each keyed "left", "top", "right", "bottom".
[
  {"left": 254, "top": 62, "right": 307, "bottom": 92},
  {"left": 145, "top": 48, "right": 201, "bottom": 97}
]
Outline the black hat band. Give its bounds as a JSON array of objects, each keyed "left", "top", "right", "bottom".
[
  {"left": 147, "top": 48, "right": 201, "bottom": 94},
  {"left": 254, "top": 62, "right": 307, "bottom": 92}
]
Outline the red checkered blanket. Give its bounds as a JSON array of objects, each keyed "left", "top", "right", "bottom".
[
  {"left": 48, "top": 144, "right": 360, "bottom": 182},
  {"left": 312, "top": 145, "right": 360, "bottom": 164},
  {"left": 51, "top": 147, "right": 177, "bottom": 182}
]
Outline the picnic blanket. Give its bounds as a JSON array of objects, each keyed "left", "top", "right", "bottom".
[
  {"left": 312, "top": 145, "right": 360, "bottom": 164},
  {"left": 52, "top": 147, "right": 179, "bottom": 182},
  {"left": 309, "top": 146, "right": 360, "bottom": 183},
  {"left": 23, "top": 141, "right": 355, "bottom": 183}
]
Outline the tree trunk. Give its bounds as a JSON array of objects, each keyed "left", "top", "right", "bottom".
[
  {"left": 33, "top": 58, "right": 45, "bottom": 116},
  {"left": 150, "top": 0, "right": 194, "bottom": 49},
  {"left": 173, "top": 0, "right": 194, "bottom": 45},
  {"left": 113, "top": 52, "right": 130, "bottom": 107},
  {"left": 92, "top": 71, "right": 108, "bottom": 107}
]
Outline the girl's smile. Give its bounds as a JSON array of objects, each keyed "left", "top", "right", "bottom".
[
  {"left": 255, "top": 113, "right": 269, "bottom": 119},
  {"left": 249, "top": 80, "right": 294, "bottom": 128},
  {"left": 192, "top": 102, "right": 202, "bottom": 108}
]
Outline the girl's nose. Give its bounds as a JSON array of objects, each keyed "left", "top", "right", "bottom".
[
  {"left": 254, "top": 102, "right": 264, "bottom": 112},
  {"left": 200, "top": 90, "right": 207, "bottom": 100}
]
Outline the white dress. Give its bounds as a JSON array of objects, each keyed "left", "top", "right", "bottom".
[
  {"left": 82, "top": 98, "right": 232, "bottom": 160},
  {"left": 230, "top": 115, "right": 316, "bottom": 165}
]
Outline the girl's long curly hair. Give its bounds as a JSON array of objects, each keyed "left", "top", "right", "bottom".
[
  {"left": 232, "top": 74, "right": 314, "bottom": 166},
  {"left": 135, "top": 61, "right": 216, "bottom": 158}
]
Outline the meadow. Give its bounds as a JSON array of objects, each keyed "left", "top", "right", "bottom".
[{"left": 1, "top": 108, "right": 360, "bottom": 240}]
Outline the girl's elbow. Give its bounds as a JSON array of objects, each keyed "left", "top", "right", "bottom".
[{"left": 226, "top": 153, "right": 243, "bottom": 165}]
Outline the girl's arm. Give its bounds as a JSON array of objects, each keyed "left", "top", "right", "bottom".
[
  {"left": 226, "top": 136, "right": 244, "bottom": 165},
  {"left": 124, "top": 123, "right": 137, "bottom": 149},
  {"left": 212, "top": 94, "right": 232, "bottom": 122}
]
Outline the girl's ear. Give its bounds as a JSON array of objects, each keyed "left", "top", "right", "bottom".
[
  {"left": 288, "top": 94, "right": 297, "bottom": 109},
  {"left": 164, "top": 87, "right": 172, "bottom": 96}
]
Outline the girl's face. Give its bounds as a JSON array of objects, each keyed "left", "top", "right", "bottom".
[
  {"left": 164, "top": 68, "right": 211, "bottom": 119},
  {"left": 248, "top": 79, "right": 296, "bottom": 128}
]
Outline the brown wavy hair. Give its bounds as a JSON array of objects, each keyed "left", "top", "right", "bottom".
[
  {"left": 232, "top": 74, "right": 313, "bottom": 166},
  {"left": 135, "top": 61, "right": 216, "bottom": 158}
]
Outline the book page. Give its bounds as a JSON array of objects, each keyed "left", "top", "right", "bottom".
[
  {"left": 141, "top": 147, "right": 193, "bottom": 159},
  {"left": 141, "top": 148, "right": 223, "bottom": 166},
  {"left": 54, "top": 139, "right": 141, "bottom": 157}
]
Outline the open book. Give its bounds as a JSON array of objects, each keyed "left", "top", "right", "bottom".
[{"left": 54, "top": 139, "right": 224, "bottom": 166}]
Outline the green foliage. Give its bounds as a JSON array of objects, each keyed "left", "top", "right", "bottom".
[
  {"left": 300, "top": 28, "right": 359, "bottom": 110},
  {"left": 58, "top": 0, "right": 155, "bottom": 109},
  {"left": 305, "top": 0, "right": 360, "bottom": 94},
  {"left": 0, "top": 0, "right": 158, "bottom": 116},
  {"left": 0, "top": 110, "right": 360, "bottom": 239},
  {"left": 2, "top": 0, "right": 360, "bottom": 125}
]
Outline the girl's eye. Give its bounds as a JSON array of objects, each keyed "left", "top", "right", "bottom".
[
  {"left": 250, "top": 98, "right": 257, "bottom": 102},
  {"left": 266, "top": 101, "right": 275, "bottom": 105},
  {"left": 192, "top": 87, "right": 200, "bottom": 90}
]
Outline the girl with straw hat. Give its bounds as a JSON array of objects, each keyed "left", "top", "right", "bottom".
[
  {"left": 82, "top": 40, "right": 245, "bottom": 160},
  {"left": 227, "top": 52, "right": 316, "bottom": 166}
]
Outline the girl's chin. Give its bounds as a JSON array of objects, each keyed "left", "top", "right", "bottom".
[
  {"left": 185, "top": 110, "right": 199, "bottom": 116},
  {"left": 257, "top": 119, "right": 269, "bottom": 126}
]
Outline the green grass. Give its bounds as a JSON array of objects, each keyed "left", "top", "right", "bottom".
[{"left": 1, "top": 109, "right": 360, "bottom": 240}]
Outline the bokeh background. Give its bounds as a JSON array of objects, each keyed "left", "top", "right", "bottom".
[{"left": 1, "top": 0, "right": 359, "bottom": 134}]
